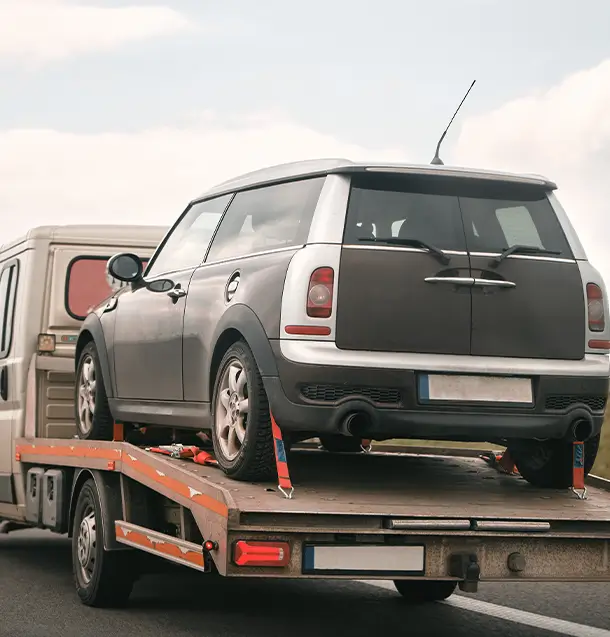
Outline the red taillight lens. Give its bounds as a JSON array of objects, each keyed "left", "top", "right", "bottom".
[
  {"left": 307, "top": 267, "right": 334, "bottom": 318},
  {"left": 233, "top": 541, "right": 291, "bottom": 567},
  {"left": 587, "top": 283, "right": 605, "bottom": 332}
]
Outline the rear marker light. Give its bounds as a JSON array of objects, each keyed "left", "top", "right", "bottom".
[
  {"left": 589, "top": 340, "right": 610, "bottom": 350},
  {"left": 285, "top": 325, "right": 331, "bottom": 336},
  {"left": 587, "top": 283, "right": 605, "bottom": 332},
  {"left": 204, "top": 540, "right": 218, "bottom": 552},
  {"left": 307, "top": 267, "right": 334, "bottom": 318},
  {"left": 233, "top": 540, "right": 291, "bottom": 567}
]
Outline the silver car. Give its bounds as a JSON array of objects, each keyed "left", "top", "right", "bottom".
[{"left": 75, "top": 159, "right": 610, "bottom": 487}]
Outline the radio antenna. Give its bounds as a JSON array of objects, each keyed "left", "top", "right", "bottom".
[{"left": 430, "top": 80, "right": 476, "bottom": 166}]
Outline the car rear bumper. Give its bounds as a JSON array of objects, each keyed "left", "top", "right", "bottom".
[{"left": 264, "top": 342, "right": 609, "bottom": 442}]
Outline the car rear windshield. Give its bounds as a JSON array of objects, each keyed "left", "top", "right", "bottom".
[
  {"left": 65, "top": 256, "right": 148, "bottom": 320},
  {"left": 343, "top": 173, "right": 573, "bottom": 257}
]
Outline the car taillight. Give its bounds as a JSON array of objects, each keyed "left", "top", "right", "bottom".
[
  {"left": 307, "top": 267, "right": 334, "bottom": 318},
  {"left": 587, "top": 283, "right": 605, "bottom": 332},
  {"left": 233, "top": 541, "right": 291, "bottom": 567}
]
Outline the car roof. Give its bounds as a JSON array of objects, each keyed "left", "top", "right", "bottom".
[{"left": 197, "top": 158, "right": 557, "bottom": 201}]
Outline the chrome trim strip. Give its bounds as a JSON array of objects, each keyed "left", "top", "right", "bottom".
[
  {"left": 469, "top": 252, "right": 575, "bottom": 264},
  {"left": 343, "top": 246, "right": 575, "bottom": 263},
  {"left": 344, "top": 245, "right": 467, "bottom": 256},
  {"left": 387, "top": 519, "right": 471, "bottom": 531},
  {"left": 472, "top": 520, "right": 551, "bottom": 532},
  {"left": 278, "top": 340, "right": 610, "bottom": 377}
]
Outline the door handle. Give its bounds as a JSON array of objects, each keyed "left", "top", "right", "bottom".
[
  {"left": 167, "top": 286, "right": 187, "bottom": 301},
  {"left": 473, "top": 278, "right": 516, "bottom": 288},
  {"left": 425, "top": 277, "right": 475, "bottom": 286},
  {"left": 0, "top": 367, "right": 7, "bottom": 402}
]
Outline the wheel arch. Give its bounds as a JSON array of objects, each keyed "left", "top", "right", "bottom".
[
  {"left": 206, "top": 304, "right": 279, "bottom": 402},
  {"left": 76, "top": 313, "right": 115, "bottom": 399},
  {"left": 69, "top": 468, "right": 127, "bottom": 551}
]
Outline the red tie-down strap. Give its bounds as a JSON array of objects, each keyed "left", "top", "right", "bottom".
[
  {"left": 571, "top": 441, "right": 587, "bottom": 499},
  {"left": 270, "top": 412, "right": 294, "bottom": 499}
]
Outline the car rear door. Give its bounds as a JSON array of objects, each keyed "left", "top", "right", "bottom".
[
  {"left": 458, "top": 180, "right": 585, "bottom": 360},
  {"left": 335, "top": 173, "right": 472, "bottom": 356}
]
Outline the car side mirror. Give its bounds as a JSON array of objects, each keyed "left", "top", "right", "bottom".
[{"left": 107, "top": 253, "right": 144, "bottom": 283}]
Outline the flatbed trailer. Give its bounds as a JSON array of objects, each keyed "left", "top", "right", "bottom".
[{"left": 9, "top": 432, "right": 610, "bottom": 606}]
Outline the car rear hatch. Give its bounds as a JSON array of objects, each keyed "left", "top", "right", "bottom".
[{"left": 334, "top": 171, "right": 584, "bottom": 360}]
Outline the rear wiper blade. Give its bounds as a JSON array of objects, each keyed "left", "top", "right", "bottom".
[
  {"left": 359, "top": 237, "right": 451, "bottom": 264},
  {"left": 491, "top": 244, "right": 561, "bottom": 267}
]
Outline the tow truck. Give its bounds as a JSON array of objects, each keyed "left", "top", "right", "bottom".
[{"left": 1, "top": 224, "right": 609, "bottom": 608}]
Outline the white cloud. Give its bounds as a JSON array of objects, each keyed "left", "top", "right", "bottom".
[
  {"left": 454, "top": 58, "right": 610, "bottom": 287},
  {"left": 0, "top": 0, "right": 192, "bottom": 64},
  {"left": 0, "top": 112, "right": 406, "bottom": 242}
]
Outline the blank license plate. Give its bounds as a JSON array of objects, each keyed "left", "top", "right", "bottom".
[
  {"left": 418, "top": 374, "right": 533, "bottom": 404},
  {"left": 302, "top": 545, "right": 425, "bottom": 575}
]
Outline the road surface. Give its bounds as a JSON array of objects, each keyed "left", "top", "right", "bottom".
[{"left": 1, "top": 529, "right": 608, "bottom": 637}]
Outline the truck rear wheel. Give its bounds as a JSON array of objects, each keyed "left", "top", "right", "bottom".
[
  {"left": 394, "top": 579, "right": 457, "bottom": 603},
  {"left": 72, "top": 479, "right": 135, "bottom": 607},
  {"left": 211, "top": 340, "right": 276, "bottom": 481},
  {"left": 75, "top": 342, "right": 114, "bottom": 441},
  {"left": 508, "top": 435, "right": 599, "bottom": 489}
]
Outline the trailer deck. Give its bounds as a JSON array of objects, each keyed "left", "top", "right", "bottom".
[{"left": 15, "top": 438, "right": 610, "bottom": 585}]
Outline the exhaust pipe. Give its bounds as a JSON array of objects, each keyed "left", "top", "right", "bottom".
[
  {"left": 341, "top": 412, "right": 372, "bottom": 438},
  {"left": 570, "top": 417, "right": 594, "bottom": 442}
]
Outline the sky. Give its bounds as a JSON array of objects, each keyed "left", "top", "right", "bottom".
[{"left": 0, "top": 0, "right": 609, "bottom": 285}]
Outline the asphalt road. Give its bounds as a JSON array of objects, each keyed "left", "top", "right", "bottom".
[{"left": 1, "top": 529, "right": 609, "bottom": 637}]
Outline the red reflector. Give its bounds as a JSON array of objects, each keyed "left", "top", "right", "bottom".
[
  {"left": 233, "top": 541, "right": 291, "bottom": 567},
  {"left": 587, "top": 283, "right": 605, "bottom": 332},
  {"left": 285, "top": 325, "right": 331, "bottom": 336},
  {"left": 307, "top": 267, "right": 334, "bottom": 318},
  {"left": 589, "top": 339, "right": 610, "bottom": 350}
]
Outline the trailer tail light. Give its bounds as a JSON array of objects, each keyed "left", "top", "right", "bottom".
[
  {"left": 233, "top": 541, "right": 291, "bottom": 567},
  {"left": 587, "top": 284, "right": 605, "bottom": 332},
  {"left": 307, "top": 267, "right": 334, "bottom": 318}
]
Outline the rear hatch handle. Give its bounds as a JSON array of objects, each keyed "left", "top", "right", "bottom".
[
  {"left": 425, "top": 276, "right": 475, "bottom": 286},
  {"left": 473, "top": 278, "right": 516, "bottom": 288}
]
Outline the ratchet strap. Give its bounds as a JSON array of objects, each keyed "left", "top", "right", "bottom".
[
  {"left": 571, "top": 441, "right": 587, "bottom": 500},
  {"left": 270, "top": 412, "right": 294, "bottom": 499}
]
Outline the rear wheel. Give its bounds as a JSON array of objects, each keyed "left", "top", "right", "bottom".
[
  {"left": 72, "top": 479, "right": 135, "bottom": 607},
  {"left": 394, "top": 580, "right": 457, "bottom": 603},
  {"left": 211, "top": 340, "right": 276, "bottom": 481},
  {"left": 75, "top": 342, "right": 114, "bottom": 441},
  {"left": 318, "top": 435, "right": 365, "bottom": 453},
  {"left": 508, "top": 435, "right": 600, "bottom": 489}
]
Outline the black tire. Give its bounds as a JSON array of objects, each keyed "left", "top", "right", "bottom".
[
  {"left": 75, "top": 342, "right": 114, "bottom": 440},
  {"left": 72, "top": 479, "right": 135, "bottom": 607},
  {"left": 319, "top": 435, "right": 365, "bottom": 453},
  {"left": 508, "top": 435, "right": 600, "bottom": 489},
  {"left": 211, "top": 340, "right": 276, "bottom": 481},
  {"left": 394, "top": 580, "right": 457, "bottom": 603}
]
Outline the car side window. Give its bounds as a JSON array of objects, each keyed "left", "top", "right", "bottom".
[
  {"left": 145, "top": 194, "right": 233, "bottom": 277},
  {"left": 0, "top": 262, "right": 18, "bottom": 359},
  {"left": 205, "top": 177, "right": 325, "bottom": 263}
]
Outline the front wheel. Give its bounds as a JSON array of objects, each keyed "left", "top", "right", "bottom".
[
  {"left": 211, "top": 340, "right": 276, "bottom": 481},
  {"left": 508, "top": 435, "right": 600, "bottom": 489},
  {"left": 394, "top": 580, "right": 457, "bottom": 603},
  {"left": 72, "top": 479, "right": 135, "bottom": 607}
]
